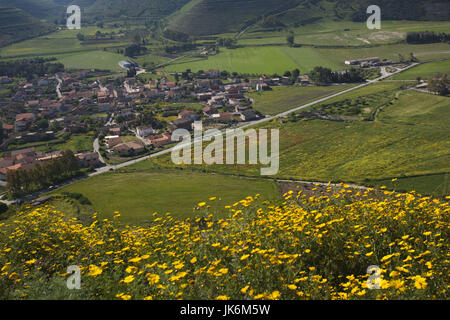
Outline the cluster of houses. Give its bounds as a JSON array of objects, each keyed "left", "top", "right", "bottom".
[
  {"left": 0, "top": 65, "right": 310, "bottom": 177},
  {"left": 0, "top": 147, "right": 100, "bottom": 181}
]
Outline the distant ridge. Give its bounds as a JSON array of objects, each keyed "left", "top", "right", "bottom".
[
  {"left": 167, "top": 0, "right": 450, "bottom": 36},
  {"left": 0, "top": 6, "right": 55, "bottom": 47}
]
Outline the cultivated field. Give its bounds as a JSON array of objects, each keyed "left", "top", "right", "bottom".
[
  {"left": 149, "top": 85, "right": 450, "bottom": 197},
  {"left": 240, "top": 20, "right": 450, "bottom": 47},
  {"left": 390, "top": 60, "right": 450, "bottom": 80},
  {"left": 248, "top": 84, "right": 356, "bottom": 115}
]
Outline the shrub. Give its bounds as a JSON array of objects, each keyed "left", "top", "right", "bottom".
[{"left": 0, "top": 203, "right": 8, "bottom": 214}]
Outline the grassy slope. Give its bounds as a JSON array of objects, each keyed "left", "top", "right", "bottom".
[
  {"left": 0, "top": 0, "right": 62, "bottom": 19},
  {"left": 149, "top": 83, "right": 450, "bottom": 196},
  {"left": 168, "top": 0, "right": 450, "bottom": 36},
  {"left": 0, "top": 6, "right": 55, "bottom": 47},
  {"left": 52, "top": 167, "right": 280, "bottom": 223},
  {"left": 240, "top": 20, "right": 450, "bottom": 46},
  {"left": 87, "top": 0, "right": 191, "bottom": 19},
  {"left": 169, "top": 0, "right": 303, "bottom": 36},
  {"left": 391, "top": 60, "right": 450, "bottom": 80},
  {"left": 248, "top": 84, "right": 356, "bottom": 115}
]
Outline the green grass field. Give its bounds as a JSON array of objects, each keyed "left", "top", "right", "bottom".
[
  {"left": 390, "top": 60, "right": 450, "bottom": 80},
  {"left": 57, "top": 50, "right": 126, "bottom": 71},
  {"left": 58, "top": 134, "right": 95, "bottom": 152},
  {"left": 34, "top": 134, "right": 94, "bottom": 153},
  {"left": 240, "top": 20, "right": 450, "bottom": 47},
  {"left": 165, "top": 46, "right": 342, "bottom": 74},
  {"left": 0, "top": 25, "right": 131, "bottom": 71},
  {"left": 51, "top": 167, "right": 280, "bottom": 224},
  {"left": 248, "top": 84, "right": 356, "bottom": 115},
  {"left": 164, "top": 42, "right": 450, "bottom": 75},
  {"left": 316, "top": 43, "right": 450, "bottom": 68},
  {"left": 148, "top": 85, "right": 450, "bottom": 197},
  {"left": 371, "top": 173, "right": 449, "bottom": 197}
]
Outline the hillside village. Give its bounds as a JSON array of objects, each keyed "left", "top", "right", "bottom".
[
  {"left": 2, "top": 56, "right": 447, "bottom": 191},
  {"left": 0, "top": 62, "right": 313, "bottom": 186}
]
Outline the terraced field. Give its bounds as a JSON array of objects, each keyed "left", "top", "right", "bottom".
[{"left": 0, "top": 6, "right": 54, "bottom": 47}]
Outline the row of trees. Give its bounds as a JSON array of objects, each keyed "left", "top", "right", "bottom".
[
  {"left": 309, "top": 67, "right": 365, "bottom": 84},
  {"left": 428, "top": 74, "right": 449, "bottom": 96},
  {"left": 406, "top": 31, "right": 449, "bottom": 44},
  {"left": 6, "top": 150, "right": 81, "bottom": 198},
  {"left": 124, "top": 44, "right": 148, "bottom": 58},
  {"left": 216, "top": 38, "right": 237, "bottom": 48},
  {"left": 0, "top": 58, "right": 64, "bottom": 80}
]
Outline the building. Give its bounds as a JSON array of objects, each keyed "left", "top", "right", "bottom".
[
  {"left": 178, "top": 110, "right": 198, "bottom": 121},
  {"left": 206, "top": 69, "right": 220, "bottom": 78},
  {"left": 202, "top": 105, "right": 218, "bottom": 116},
  {"left": 0, "top": 162, "right": 36, "bottom": 181},
  {"left": 136, "top": 125, "right": 154, "bottom": 138},
  {"left": 256, "top": 83, "right": 270, "bottom": 91},
  {"left": 169, "top": 118, "right": 193, "bottom": 132},
  {"left": 76, "top": 152, "right": 101, "bottom": 168},
  {"left": 0, "top": 76, "right": 12, "bottom": 84},
  {"left": 106, "top": 136, "right": 123, "bottom": 148},
  {"left": 15, "top": 113, "right": 35, "bottom": 123},
  {"left": 113, "top": 142, "right": 145, "bottom": 156},
  {"left": 240, "top": 109, "right": 258, "bottom": 122},
  {"left": 345, "top": 57, "right": 381, "bottom": 66},
  {"left": 146, "top": 133, "right": 172, "bottom": 148},
  {"left": 109, "top": 127, "right": 121, "bottom": 136},
  {"left": 298, "top": 75, "right": 311, "bottom": 85}
]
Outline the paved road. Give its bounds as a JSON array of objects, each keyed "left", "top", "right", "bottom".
[
  {"left": 92, "top": 63, "right": 419, "bottom": 172},
  {"left": 56, "top": 76, "right": 63, "bottom": 99},
  {"left": 0, "top": 63, "right": 419, "bottom": 204},
  {"left": 93, "top": 138, "right": 106, "bottom": 164}
]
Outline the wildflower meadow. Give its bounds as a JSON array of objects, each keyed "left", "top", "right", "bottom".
[{"left": 0, "top": 185, "right": 448, "bottom": 300}]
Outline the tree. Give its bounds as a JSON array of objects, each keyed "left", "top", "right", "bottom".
[
  {"left": 309, "top": 66, "right": 334, "bottom": 84},
  {"left": 76, "top": 33, "right": 85, "bottom": 41},
  {"left": 409, "top": 52, "right": 418, "bottom": 62},
  {"left": 291, "top": 69, "right": 300, "bottom": 82},
  {"left": 0, "top": 202, "right": 8, "bottom": 214},
  {"left": 133, "top": 34, "right": 141, "bottom": 45},
  {"left": 286, "top": 32, "right": 295, "bottom": 47},
  {"left": 35, "top": 118, "right": 49, "bottom": 130},
  {"left": 428, "top": 74, "right": 448, "bottom": 96}
]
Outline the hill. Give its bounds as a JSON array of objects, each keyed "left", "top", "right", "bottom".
[
  {"left": 0, "top": 0, "right": 187, "bottom": 20},
  {"left": 0, "top": 0, "right": 64, "bottom": 19},
  {"left": 0, "top": 6, "right": 55, "bottom": 47},
  {"left": 87, "top": 0, "right": 190, "bottom": 19},
  {"left": 167, "top": 0, "right": 450, "bottom": 36}
]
